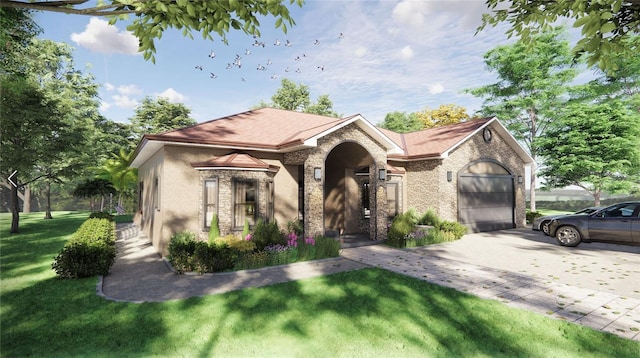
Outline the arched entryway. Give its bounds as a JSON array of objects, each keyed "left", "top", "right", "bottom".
[
  {"left": 458, "top": 159, "right": 515, "bottom": 232},
  {"left": 323, "top": 142, "right": 376, "bottom": 236}
]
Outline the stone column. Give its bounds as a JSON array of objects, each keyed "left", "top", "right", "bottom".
[{"left": 304, "top": 162, "right": 324, "bottom": 238}]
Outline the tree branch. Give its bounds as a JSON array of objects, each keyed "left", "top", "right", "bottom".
[{"left": 0, "top": 0, "right": 136, "bottom": 16}]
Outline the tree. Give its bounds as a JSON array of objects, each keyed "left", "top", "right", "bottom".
[
  {"left": 478, "top": 0, "right": 640, "bottom": 71},
  {"left": 415, "top": 104, "right": 470, "bottom": 129},
  {"left": 466, "top": 28, "right": 579, "bottom": 212},
  {"left": 73, "top": 178, "right": 117, "bottom": 212},
  {"left": 130, "top": 97, "right": 196, "bottom": 140},
  {"left": 0, "top": 76, "right": 61, "bottom": 232},
  {"left": 537, "top": 100, "right": 640, "bottom": 206},
  {"left": 0, "top": 0, "right": 304, "bottom": 62},
  {"left": 378, "top": 111, "right": 423, "bottom": 133},
  {"left": 256, "top": 78, "right": 340, "bottom": 117}
]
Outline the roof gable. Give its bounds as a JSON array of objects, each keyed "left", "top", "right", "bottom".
[{"left": 191, "top": 153, "right": 279, "bottom": 172}]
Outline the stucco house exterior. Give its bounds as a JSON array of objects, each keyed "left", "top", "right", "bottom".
[{"left": 130, "top": 107, "right": 533, "bottom": 256}]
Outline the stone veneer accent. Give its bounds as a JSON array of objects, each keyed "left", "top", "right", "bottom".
[
  {"left": 404, "top": 123, "right": 527, "bottom": 228},
  {"left": 301, "top": 123, "right": 389, "bottom": 240},
  {"left": 196, "top": 169, "right": 276, "bottom": 239}
]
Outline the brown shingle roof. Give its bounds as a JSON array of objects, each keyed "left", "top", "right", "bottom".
[
  {"left": 382, "top": 118, "right": 493, "bottom": 160},
  {"left": 145, "top": 107, "right": 349, "bottom": 150},
  {"left": 191, "top": 153, "right": 280, "bottom": 171}
]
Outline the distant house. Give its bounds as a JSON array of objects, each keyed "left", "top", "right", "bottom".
[{"left": 130, "top": 108, "right": 533, "bottom": 255}]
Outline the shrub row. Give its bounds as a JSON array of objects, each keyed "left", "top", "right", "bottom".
[
  {"left": 386, "top": 209, "right": 468, "bottom": 248},
  {"left": 52, "top": 217, "right": 117, "bottom": 278},
  {"left": 168, "top": 220, "right": 341, "bottom": 274}
]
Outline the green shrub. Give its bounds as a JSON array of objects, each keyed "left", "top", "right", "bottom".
[
  {"left": 242, "top": 218, "right": 250, "bottom": 238},
  {"left": 193, "top": 241, "right": 237, "bottom": 274},
  {"left": 89, "top": 212, "right": 114, "bottom": 221},
  {"left": 208, "top": 214, "right": 220, "bottom": 244},
  {"left": 251, "top": 219, "right": 285, "bottom": 251},
  {"left": 286, "top": 219, "right": 304, "bottom": 236},
  {"left": 435, "top": 221, "right": 468, "bottom": 240},
  {"left": 417, "top": 209, "right": 439, "bottom": 226},
  {"left": 52, "top": 218, "right": 117, "bottom": 278},
  {"left": 526, "top": 210, "right": 544, "bottom": 224},
  {"left": 215, "top": 234, "right": 256, "bottom": 252},
  {"left": 387, "top": 211, "right": 417, "bottom": 247},
  {"left": 167, "top": 231, "right": 198, "bottom": 274},
  {"left": 426, "top": 228, "right": 457, "bottom": 244}
]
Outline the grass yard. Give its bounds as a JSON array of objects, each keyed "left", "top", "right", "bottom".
[{"left": 2, "top": 212, "right": 639, "bottom": 357}]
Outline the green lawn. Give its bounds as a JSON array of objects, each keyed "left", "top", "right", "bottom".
[{"left": 2, "top": 212, "right": 639, "bottom": 357}]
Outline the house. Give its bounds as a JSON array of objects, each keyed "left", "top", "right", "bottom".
[{"left": 130, "top": 108, "right": 533, "bottom": 256}]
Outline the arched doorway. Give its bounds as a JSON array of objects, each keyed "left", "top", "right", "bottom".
[
  {"left": 323, "top": 142, "right": 375, "bottom": 236},
  {"left": 458, "top": 159, "right": 515, "bottom": 232}
]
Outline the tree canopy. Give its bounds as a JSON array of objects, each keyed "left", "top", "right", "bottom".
[
  {"left": 130, "top": 97, "right": 196, "bottom": 140},
  {"left": 479, "top": 0, "right": 640, "bottom": 71},
  {"left": 0, "top": 0, "right": 305, "bottom": 62},
  {"left": 537, "top": 100, "right": 640, "bottom": 206},
  {"left": 415, "top": 104, "right": 470, "bottom": 129},
  {"left": 378, "top": 111, "right": 423, "bottom": 133},
  {"left": 255, "top": 78, "right": 340, "bottom": 117},
  {"left": 466, "top": 27, "right": 579, "bottom": 212}
]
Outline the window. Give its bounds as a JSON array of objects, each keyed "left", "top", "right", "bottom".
[
  {"left": 138, "top": 181, "right": 144, "bottom": 212},
  {"left": 266, "top": 181, "right": 274, "bottom": 222},
  {"left": 203, "top": 178, "right": 218, "bottom": 228},
  {"left": 386, "top": 182, "right": 399, "bottom": 217},
  {"left": 234, "top": 179, "right": 257, "bottom": 229},
  {"left": 362, "top": 181, "right": 370, "bottom": 218},
  {"left": 153, "top": 177, "right": 160, "bottom": 211}
]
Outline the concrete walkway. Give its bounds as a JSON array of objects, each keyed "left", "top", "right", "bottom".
[{"left": 100, "top": 224, "right": 640, "bottom": 341}]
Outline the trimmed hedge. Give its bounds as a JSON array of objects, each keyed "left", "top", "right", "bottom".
[{"left": 52, "top": 218, "right": 117, "bottom": 278}]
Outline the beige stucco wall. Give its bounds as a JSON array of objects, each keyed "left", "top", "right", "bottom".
[
  {"left": 137, "top": 145, "right": 300, "bottom": 256},
  {"left": 403, "top": 123, "right": 527, "bottom": 228}
]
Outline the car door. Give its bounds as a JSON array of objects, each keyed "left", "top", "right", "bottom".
[
  {"left": 632, "top": 206, "right": 640, "bottom": 243},
  {"left": 587, "top": 204, "right": 637, "bottom": 243}
]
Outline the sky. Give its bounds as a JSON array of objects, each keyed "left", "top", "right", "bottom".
[{"left": 32, "top": 0, "right": 579, "bottom": 125}]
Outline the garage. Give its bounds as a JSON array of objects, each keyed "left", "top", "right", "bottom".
[{"left": 458, "top": 160, "right": 515, "bottom": 232}]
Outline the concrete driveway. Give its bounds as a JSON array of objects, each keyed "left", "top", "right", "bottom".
[{"left": 411, "top": 229, "right": 640, "bottom": 299}]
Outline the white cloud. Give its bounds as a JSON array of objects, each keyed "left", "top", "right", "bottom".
[
  {"left": 104, "top": 82, "right": 115, "bottom": 91},
  {"left": 429, "top": 84, "right": 445, "bottom": 94},
  {"left": 155, "top": 88, "right": 187, "bottom": 103},
  {"left": 399, "top": 45, "right": 414, "bottom": 59},
  {"left": 99, "top": 101, "right": 111, "bottom": 112},
  {"left": 354, "top": 46, "right": 368, "bottom": 58},
  {"left": 71, "top": 17, "right": 139, "bottom": 55},
  {"left": 111, "top": 94, "right": 139, "bottom": 109},
  {"left": 117, "top": 84, "right": 142, "bottom": 96}
]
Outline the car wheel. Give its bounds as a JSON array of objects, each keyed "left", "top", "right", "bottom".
[
  {"left": 555, "top": 226, "right": 581, "bottom": 247},
  {"left": 541, "top": 221, "right": 551, "bottom": 236}
]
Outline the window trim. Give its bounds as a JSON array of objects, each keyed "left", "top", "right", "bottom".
[
  {"left": 232, "top": 178, "right": 258, "bottom": 230},
  {"left": 203, "top": 178, "right": 219, "bottom": 229}
]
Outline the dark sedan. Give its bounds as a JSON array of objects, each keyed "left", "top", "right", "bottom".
[{"left": 548, "top": 202, "right": 640, "bottom": 247}]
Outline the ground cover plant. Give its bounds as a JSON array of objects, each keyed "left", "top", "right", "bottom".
[{"left": 2, "top": 212, "right": 639, "bottom": 357}]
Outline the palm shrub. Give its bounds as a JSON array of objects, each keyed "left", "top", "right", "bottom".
[{"left": 52, "top": 218, "right": 117, "bottom": 278}]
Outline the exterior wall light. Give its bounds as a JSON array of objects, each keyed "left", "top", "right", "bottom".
[
  {"left": 447, "top": 171, "right": 453, "bottom": 182},
  {"left": 314, "top": 167, "right": 322, "bottom": 180},
  {"left": 378, "top": 168, "right": 386, "bottom": 180},
  {"left": 518, "top": 175, "right": 523, "bottom": 184}
]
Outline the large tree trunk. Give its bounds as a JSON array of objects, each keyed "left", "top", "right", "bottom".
[
  {"left": 593, "top": 190, "right": 601, "bottom": 207},
  {"left": 44, "top": 179, "right": 53, "bottom": 219},
  {"left": 23, "top": 185, "right": 31, "bottom": 213},
  {"left": 9, "top": 176, "right": 20, "bottom": 234}
]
